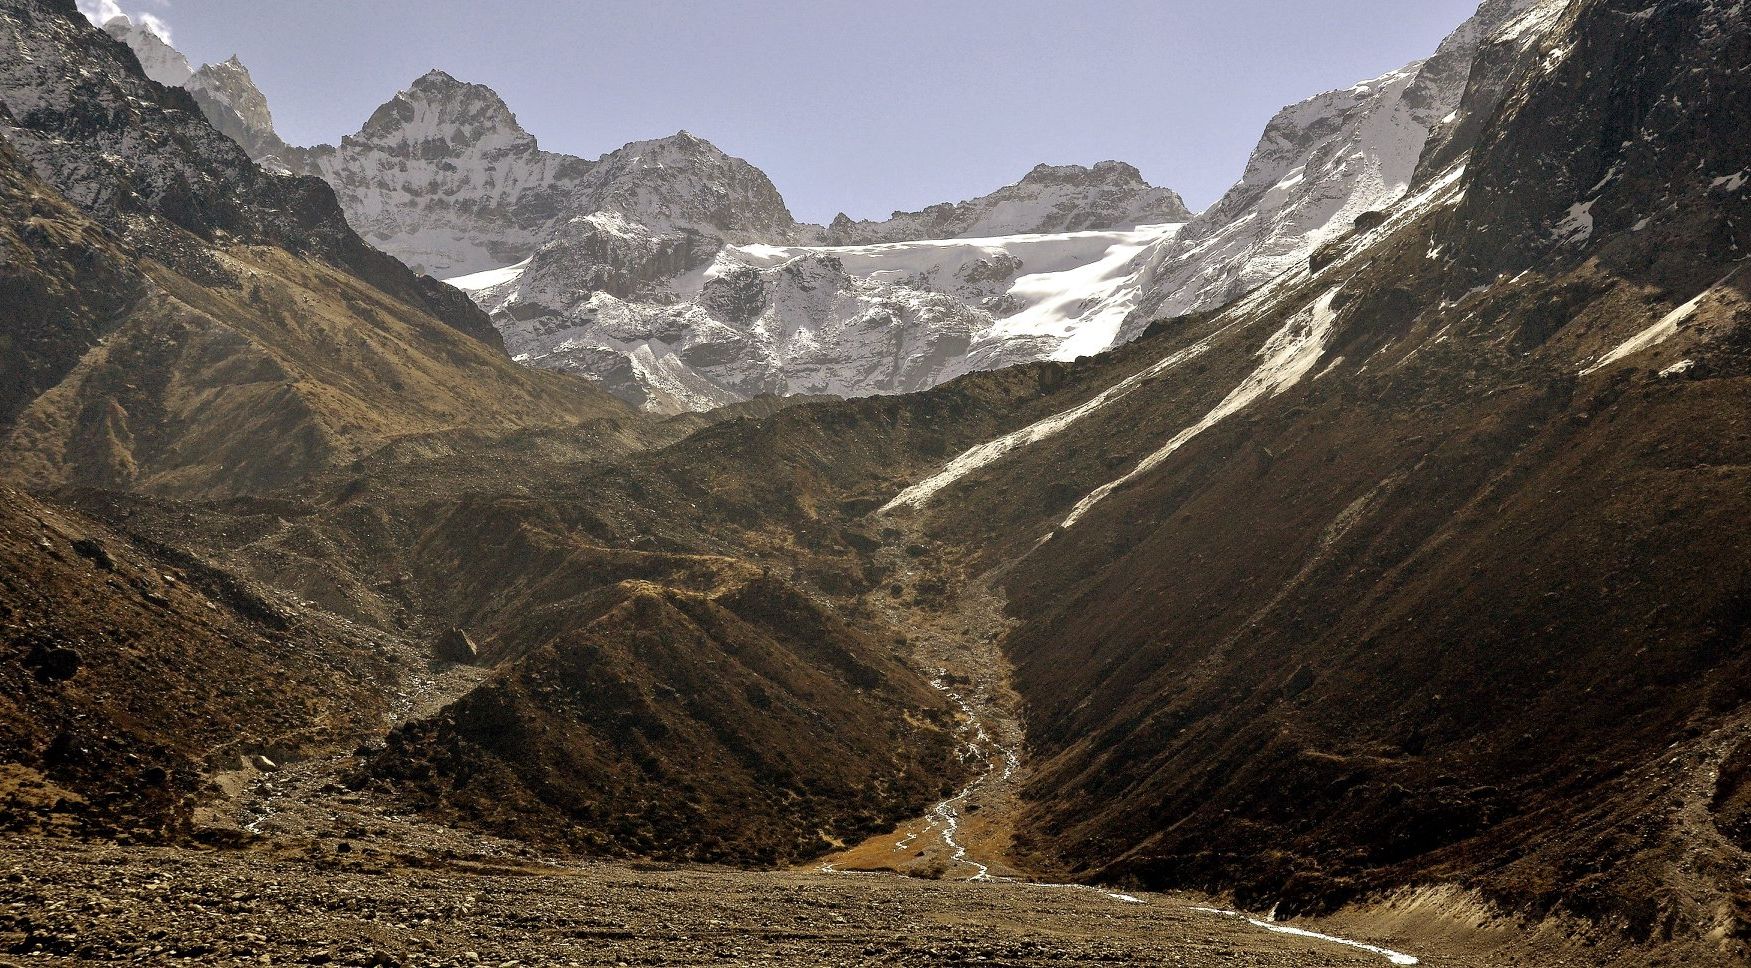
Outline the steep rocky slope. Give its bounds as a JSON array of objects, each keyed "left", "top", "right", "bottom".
[
  {"left": 99, "top": 14, "right": 188, "bottom": 86},
  {"left": 0, "top": 123, "right": 142, "bottom": 426},
  {"left": 0, "top": 0, "right": 642, "bottom": 497},
  {"left": 854, "top": 0, "right": 1751, "bottom": 950},
  {"left": 185, "top": 56, "right": 293, "bottom": 170},
  {"left": 1112, "top": 0, "right": 1562, "bottom": 335},
  {"left": 0, "top": 485, "right": 394, "bottom": 841},
  {"left": 103, "top": 12, "right": 296, "bottom": 172}
]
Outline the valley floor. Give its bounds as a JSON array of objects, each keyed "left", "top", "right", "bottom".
[
  {"left": 0, "top": 535, "right": 1648, "bottom": 968},
  {"left": 1, "top": 836, "right": 1579, "bottom": 967}
]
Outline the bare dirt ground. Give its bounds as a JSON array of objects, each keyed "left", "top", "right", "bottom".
[{"left": 4, "top": 834, "right": 1598, "bottom": 967}]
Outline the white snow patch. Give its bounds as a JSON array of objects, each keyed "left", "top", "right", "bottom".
[
  {"left": 1659, "top": 359, "right": 1696, "bottom": 378},
  {"left": 626, "top": 343, "right": 742, "bottom": 413},
  {"left": 714, "top": 224, "right": 1184, "bottom": 364},
  {"left": 1060, "top": 288, "right": 1342, "bottom": 530},
  {"left": 988, "top": 226, "right": 1185, "bottom": 360},
  {"left": 443, "top": 258, "right": 532, "bottom": 293},
  {"left": 881, "top": 335, "right": 1222, "bottom": 513},
  {"left": 1580, "top": 278, "right": 1727, "bottom": 375},
  {"left": 1555, "top": 201, "right": 1595, "bottom": 245},
  {"left": 1192, "top": 907, "right": 1420, "bottom": 965},
  {"left": 1711, "top": 170, "right": 1748, "bottom": 192}
]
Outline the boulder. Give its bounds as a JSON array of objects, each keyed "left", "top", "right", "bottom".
[
  {"left": 434, "top": 627, "right": 479, "bottom": 664},
  {"left": 25, "top": 643, "right": 81, "bottom": 682}
]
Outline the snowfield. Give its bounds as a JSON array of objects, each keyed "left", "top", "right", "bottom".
[
  {"left": 443, "top": 224, "right": 1188, "bottom": 413},
  {"left": 708, "top": 223, "right": 1185, "bottom": 363}
]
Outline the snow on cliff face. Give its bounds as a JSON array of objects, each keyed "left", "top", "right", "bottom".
[
  {"left": 823, "top": 161, "right": 1190, "bottom": 244},
  {"left": 1118, "top": 61, "right": 1432, "bottom": 328},
  {"left": 291, "top": 70, "right": 597, "bottom": 276},
  {"left": 186, "top": 57, "right": 290, "bottom": 169},
  {"left": 450, "top": 224, "right": 1183, "bottom": 414},
  {"left": 101, "top": 15, "right": 189, "bottom": 87},
  {"left": 1109, "top": 0, "right": 1563, "bottom": 339}
]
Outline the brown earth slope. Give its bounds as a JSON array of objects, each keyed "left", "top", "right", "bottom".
[
  {"left": 0, "top": 0, "right": 644, "bottom": 499},
  {"left": 857, "top": 0, "right": 1751, "bottom": 950},
  {"left": 0, "top": 485, "right": 395, "bottom": 841},
  {"left": 0, "top": 0, "right": 977, "bottom": 868},
  {"left": 370, "top": 575, "right": 958, "bottom": 865}
]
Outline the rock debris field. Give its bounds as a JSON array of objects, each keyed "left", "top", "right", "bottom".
[{"left": 0, "top": 837, "right": 1553, "bottom": 967}]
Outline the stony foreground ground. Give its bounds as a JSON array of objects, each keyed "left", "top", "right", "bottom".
[{"left": 0, "top": 836, "right": 1623, "bottom": 968}]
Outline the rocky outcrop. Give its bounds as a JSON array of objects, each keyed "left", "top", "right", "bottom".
[
  {"left": 433, "top": 627, "right": 479, "bottom": 664},
  {"left": 185, "top": 57, "right": 293, "bottom": 171}
]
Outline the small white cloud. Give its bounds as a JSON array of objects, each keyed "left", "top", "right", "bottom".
[
  {"left": 74, "top": 1, "right": 173, "bottom": 43},
  {"left": 75, "top": 0, "right": 127, "bottom": 25},
  {"left": 136, "top": 11, "right": 173, "bottom": 42}
]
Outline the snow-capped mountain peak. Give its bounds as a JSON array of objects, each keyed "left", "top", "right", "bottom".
[
  {"left": 184, "top": 54, "right": 288, "bottom": 167},
  {"left": 102, "top": 14, "right": 190, "bottom": 87},
  {"left": 355, "top": 69, "right": 534, "bottom": 150},
  {"left": 823, "top": 161, "right": 1191, "bottom": 244},
  {"left": 575, "top": 131, "right": 799, "bottom": 241},
  {"left": 288, "top": 70, "right": 598, "bottom": 275}
]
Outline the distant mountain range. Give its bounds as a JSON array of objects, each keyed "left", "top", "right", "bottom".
[{"left": 103, "top": 10, "right": 1542, "bottom": 413}]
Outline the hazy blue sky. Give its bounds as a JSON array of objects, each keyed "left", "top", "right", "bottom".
[{"left": 93, "top": 0, "right": 1481, "bottom": 223}]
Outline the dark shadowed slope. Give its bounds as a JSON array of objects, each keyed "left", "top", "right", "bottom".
[
  {"left": 859, "top": 0, "right": 1751, "bottom": 949},
  {"left": 0, "top": 485, "right": 395, "bottom": 840}
]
